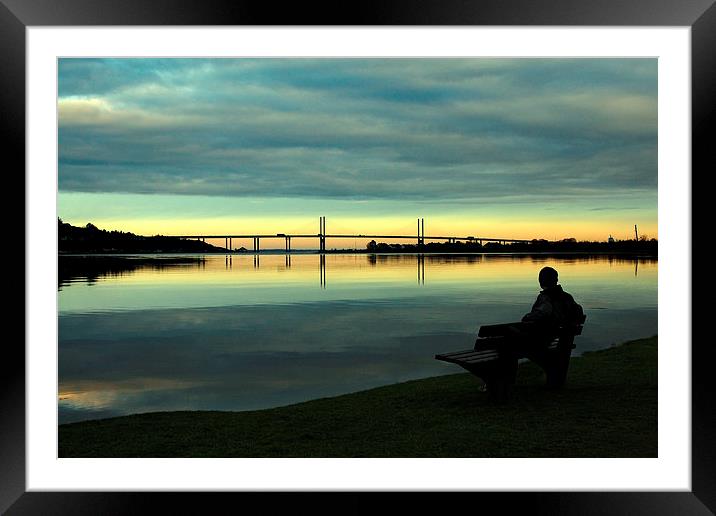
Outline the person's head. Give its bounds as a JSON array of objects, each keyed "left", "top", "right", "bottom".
[{"left": 538, "top": 266, "right": 559, "bottom": 288}]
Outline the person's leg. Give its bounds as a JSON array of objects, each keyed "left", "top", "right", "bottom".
[
  {"left": 472, "top": 336, "right": 518, "bottom": 400},
  {"left": 487, "top": 353, "right": 518, "bottom": 402}
]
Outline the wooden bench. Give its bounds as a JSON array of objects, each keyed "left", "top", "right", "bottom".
[{"left": 435, "top": 314, "right": 586, "bottom": 401}]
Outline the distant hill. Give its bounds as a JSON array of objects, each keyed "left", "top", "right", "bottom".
[{"left": 58, "top": 219, "right": 225, "bottom": 254}]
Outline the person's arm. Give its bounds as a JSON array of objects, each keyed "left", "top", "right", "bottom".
[
  {"left": 564, "top": 293, "right": 584, "bottom": 323},
  {"left": 572, "top": 300, "right": 584, "bottom": 322},
  {"left": 521, "top": 293, "right": 553, "bottom": 322}
]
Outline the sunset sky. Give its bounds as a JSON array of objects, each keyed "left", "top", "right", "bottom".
[{"left": 58, "top": 58, "right": 658, "bottom": 248}]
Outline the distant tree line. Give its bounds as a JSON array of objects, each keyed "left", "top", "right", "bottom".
[
  {"left": 58, "top": 219, "right": 223, "bottom": 254},
  {"left": 365, "top": 237, "right": 657, "bottom": 255}
]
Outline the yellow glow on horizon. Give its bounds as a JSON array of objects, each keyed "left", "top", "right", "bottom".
[{"left": 68, "top": 215, "right": 657, "bottom": 248}]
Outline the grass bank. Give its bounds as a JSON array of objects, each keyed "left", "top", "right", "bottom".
[{"left": 59, "top": 336, "right": 657, "bottom": 457}]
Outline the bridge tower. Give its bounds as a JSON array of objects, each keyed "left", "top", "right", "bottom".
[
  {"left": 417, "top": 218, "right": 425, "bottom": 246},
  {"left": 319, "top": 216, "right": 326, "bottom": 252}
]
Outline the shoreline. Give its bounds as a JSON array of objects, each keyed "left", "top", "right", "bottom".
[
  {"left": 59, "top": 250, "right": 658, "bottom": 257},
  {"left": 59, "top": 336, "right": 657, "bottom": 458}
]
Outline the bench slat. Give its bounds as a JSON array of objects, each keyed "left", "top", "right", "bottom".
[
  {"left": 436, "top": 351, "right": 499, "bottom": 361},
  {"left": 462, "top": 354, "right": 500, "bottom": 364},
  {"left": 436, "top": 349, "right": 483, "bottom": 359},
  {"left": 435, "top": 350, "right": 499, "bottom": 365},
  {"left": 440, "top": 350, "right": 504, "bottom": 360},
  {"left": 437, "top": 340, "right": 565, "bottom": 367}
]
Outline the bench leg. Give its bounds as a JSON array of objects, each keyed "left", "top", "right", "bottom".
[
  {"left": 545, "top": 350, "right": 571, "bottom": 389},
  {"left": 484, "top": 356, "right": 518, "bottom": 402},
  {"left": 485, "top": 376, "right": 511, "bottom": 402}
]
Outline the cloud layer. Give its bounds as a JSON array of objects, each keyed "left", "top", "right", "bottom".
[{"left": 58, "top": 58, "right": 657, "bottom": 204}]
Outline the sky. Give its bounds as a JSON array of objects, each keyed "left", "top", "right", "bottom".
[{"left": 58, "top": 58, "right": 658, "bottom": 247}]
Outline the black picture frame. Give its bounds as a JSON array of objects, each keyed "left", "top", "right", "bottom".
[{"left": 3, "top": 1, "right": 711, "bottom": 514}]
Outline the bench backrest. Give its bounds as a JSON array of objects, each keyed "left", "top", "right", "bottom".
[{"left": 477, "top": 313, "right": 586, "bottom": 339}]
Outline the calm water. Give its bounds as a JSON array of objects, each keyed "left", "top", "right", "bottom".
[{"left": 58, "top": 253, "right": 657, "bottom": 423}]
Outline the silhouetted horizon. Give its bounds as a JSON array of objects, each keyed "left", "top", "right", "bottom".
[{"left": 58, "top": 219, "right": 657, "bottom": 255}]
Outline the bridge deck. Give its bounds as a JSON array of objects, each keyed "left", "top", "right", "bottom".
[{"left": 170, "top": 234, "right": 532, "bottom": 243}]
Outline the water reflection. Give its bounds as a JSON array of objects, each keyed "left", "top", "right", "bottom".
[
  {"left": 417, "top": 253, "right": 425, "bottom": 284},
  {"left": 58, "top": 255, "right": 206, "bottom": 290},
  {"left": 319, "top": 254, "right": 328, "bottom": 288},
  {"left": 58, "top": 253, "right": 657, "bottom": 423},
  {"left": 59, "top": 253, "right": 656, "bottom": 291}
]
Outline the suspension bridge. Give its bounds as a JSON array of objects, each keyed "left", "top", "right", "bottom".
[{"left": 169, "top": 217, "right": 532, "bottom": 252}]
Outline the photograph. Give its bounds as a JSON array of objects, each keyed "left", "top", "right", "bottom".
[
  {"left": 4, "top": 0, "right": 711, "bottom": 513},
  {"left": 55, "top": 57, "right": 659, "bottom": 459}
]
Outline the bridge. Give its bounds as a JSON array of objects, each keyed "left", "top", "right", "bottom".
[{"left": 170, "top": 218, "right": 533, "bottom": 252}]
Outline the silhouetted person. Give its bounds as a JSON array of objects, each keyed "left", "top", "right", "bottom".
[
  {"left": 481, "top": 266, "right": 583, "bottom": 351},
  {"left": 492, "top": 267, "right": 583, "bottom": 391},
  {"left": 521, "top": 266, "right": 584, "bottom": 332}
]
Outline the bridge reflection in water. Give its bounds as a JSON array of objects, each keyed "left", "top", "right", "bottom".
[
  {"left": 220, "top": 252, "right": 432, "bottom": 288},
  {"left": 218, "top": 252, "right": 651, "bottom": 290}
]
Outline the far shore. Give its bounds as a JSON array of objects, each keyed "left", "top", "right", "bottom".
[
  {"left": 59, "top": 249, "right": 658, "bottom": 256},
  {"left": 58, "top": 220, "right": 658, "bottom": 257},
  {"left": 59, "top": 336, "right": 657, "bottom": 458}
]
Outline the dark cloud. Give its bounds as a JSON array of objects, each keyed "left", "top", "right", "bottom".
[{"left": 58, "top": 58, "right": 657, "bottom": 203}]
